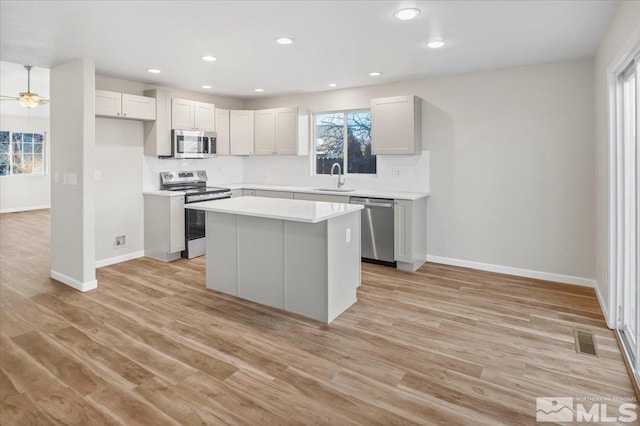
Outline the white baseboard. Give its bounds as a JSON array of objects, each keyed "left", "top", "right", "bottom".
[
  {"left": 426, "top": 255, "right": 596, "bottom": 288},
  {"left": 50, "top": 270, "right": 97, "bottom": 292},
  {"left": 95, "top": 250, "right": 144, "bottom": 268},
  {"left": 0, "top": 204, "right": 50, "bottom": 214},
  {"left": 594, "top": 281, "right": 613, "bottom": 328}
]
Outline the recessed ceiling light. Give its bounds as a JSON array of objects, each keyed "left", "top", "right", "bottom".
[
  {"left": 276, "top": 37, "right": 295, "bottom": 45},
  {"left": 393, "top": 8, "right": 421, "bottom": 21},
  {"left": 328, "top": 83, "right": 337, "bottom": 87},
  {"left": 201, "top": 85, "right": 212, "bottom": 89},
  {"left": 426, "top": 40, "right": 446, "bottom": 49},
  {"left": 201, "top": 55, "right": 217, "bottom": 62},
  {"left": 254, "top": 88, "right": 264, "bottom": 92},
  {"left": 369, "top": 72, "right": 382, "bottom": 76},
  {"left": 146, "top": 68, "right": 161, "bottom": 74}
]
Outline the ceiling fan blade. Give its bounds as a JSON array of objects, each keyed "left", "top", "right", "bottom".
[{"left": 0, "top": 95, "right": 19, "bottom": 100}]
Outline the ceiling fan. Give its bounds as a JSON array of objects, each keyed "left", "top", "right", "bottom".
[{"left": 0, "top": 65, "right": 49, "bottom": 108}]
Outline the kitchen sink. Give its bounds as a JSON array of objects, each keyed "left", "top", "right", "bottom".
[{"left": 314, "top": 188, "right": 356, "bottom": 192}]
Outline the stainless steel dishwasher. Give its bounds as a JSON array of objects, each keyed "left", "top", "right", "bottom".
[{"left": 350, "top": 197, "right": 395, "bottom": 266}]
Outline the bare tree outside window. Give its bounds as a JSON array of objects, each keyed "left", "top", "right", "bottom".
[
  {"left": 0, "top": 131, "right": 45, "bottom": 176},
  {"left": 315, "top": 110, "right": 375, "bottom": 174}
]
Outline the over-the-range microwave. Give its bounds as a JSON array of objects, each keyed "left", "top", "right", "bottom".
[{"left": 170, "top": 129, "right": 216, "bottom": 159}]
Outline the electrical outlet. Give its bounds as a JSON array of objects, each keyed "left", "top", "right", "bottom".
[
  {"left": 95, "top": 170, "right": 102, "bottom": 180},
  {"left": 392, "top": 168, "right": 401, "bottom": 177},
  {"left": 114, "top": 235, "right": 126, "bottom": 248}
]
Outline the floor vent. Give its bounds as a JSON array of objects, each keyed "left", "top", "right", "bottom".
[{"left": 574, "top": 330, "right": 598, "bottom": 356}]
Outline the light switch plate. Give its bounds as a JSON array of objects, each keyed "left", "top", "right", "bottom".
[
  {"left": 346, "top": 228, "right": 351, "bottom": 243},
  {"left": 53, "top": 172, "right": 59, "bottom": 184},
  {"left": 67, "top": 173, "right": 78, "bottom": 185},
  {"left": 95, "top": 170, "right": 102, "bottom": 180}
]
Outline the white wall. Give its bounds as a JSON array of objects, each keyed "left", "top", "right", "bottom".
[
  {"left": 94, "top": 75, "right": 245, "bottom": 265},
  {"left": 50, "top": 59, "right": 96, "bottom": 291},
  {"left": 95, "top": 117, "right": 145, "bottom": 265},
  {"left": 0, "top": 116, "right": 51, "bottom": 212},
  {"left": 594, "top": 1, "right": 640, "bottom": 325},
  {"left": 245, "top": 58, "right": 596, "bottom": 283}
]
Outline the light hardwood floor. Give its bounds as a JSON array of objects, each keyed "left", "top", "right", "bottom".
[{"left": 1, "top": 209, "right": 637, "bottom": 425}]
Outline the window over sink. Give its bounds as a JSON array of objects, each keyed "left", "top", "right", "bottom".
[{"left": 314, "top": 110, "right": 376, "bottom": 175}]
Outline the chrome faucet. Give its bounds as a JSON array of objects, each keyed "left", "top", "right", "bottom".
[{"left": 330, "top": 162, "right": 345, "bottom": 188}]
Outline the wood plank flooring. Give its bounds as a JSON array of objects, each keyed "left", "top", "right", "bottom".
[{"left": 1, "top": 209, "right": 637, "bottom": 425}]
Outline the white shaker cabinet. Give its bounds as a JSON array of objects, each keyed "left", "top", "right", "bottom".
[
  {"left": 215, "top": 109, "right": 255, "bottom": 156},
  {"left": 143, "top": 89, "right": 172, "bottom": 157},
  {"left": 215, "top": 108, "right": 230, "bottom": 155},
  {"left": 95, "top": 90, "right": 121, "bottom": 117},
  {"left": 171, "top": 98, "right": 194, "bottom": 130},
  {"left": 371, "top": 95, "right": 422, "bottom": 155},
  {"left": 254, "top": 107, "right": 308, "bottom": 156},
  {"left": 254, "top": 109, "right": 277, "bottom": 155},
  {"left": 143, "top": 193, "right": 185, "bottom": 262},
  {"left": 230, "top": 110, "right": 254, "bottom": 155},
  {"left": 254, "top": 190, "right": 294, "bottom": 199},
  {"left": 95, "top": 90, "right": 156, "bottom": 121},
  {"left": 194, "top": 102, "right": 215, "bottom": 132},
  {"left": 171, "top": 98, "right": 215, "bottom": 131},
  {"left": 393, "top": 197, "right": 427, "bottom": 272}
]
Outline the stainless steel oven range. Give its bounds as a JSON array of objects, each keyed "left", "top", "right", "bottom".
[{"left": 160, "top": 170, "right": 231, "bottom": 259}]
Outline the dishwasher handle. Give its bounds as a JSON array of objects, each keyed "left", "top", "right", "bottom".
[{"left": 350, "top": 197, "right": 394, "bottom": 208}]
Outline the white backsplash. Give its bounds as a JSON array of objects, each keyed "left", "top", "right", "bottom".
[
  {"left": 142, "top": 155, "right": 244, "bottom": 190},
  {"left": 242, "top": 151, "right": 430, "bottom": 193},
  {"left": 143, "top": 151, "right": 429, "bottom": 193}
]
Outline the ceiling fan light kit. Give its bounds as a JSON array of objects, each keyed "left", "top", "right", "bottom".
[{"left": 1, "top": 65, "right": 50, "bottom": 108}]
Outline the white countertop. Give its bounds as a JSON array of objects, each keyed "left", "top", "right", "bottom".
[
  {"left": 224, "top": 183, "right": 429, "bottom": 200},
  {"left": 143, "top": 183, "right": 429, "bottom": 200},
  {"left": 186, "top": 196, "right": 364, "bottom": 223}
]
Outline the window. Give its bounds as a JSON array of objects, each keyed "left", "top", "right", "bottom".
[
  {"left": 314, "top": 110, "right": 376, "bottom": 174},
  {"left": 0, "top": 131, "right": 46, "bottom": 176}
]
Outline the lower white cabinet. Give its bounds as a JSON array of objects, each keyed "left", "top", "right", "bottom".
[
  {"left": 255, "top": 190, "right": 294, "bottom": 199},
  {"left": 143, "top": 194, "right": 185, "bottom": 262},
  {"left": 394, "top": 197, "right": 427, "bottom": 271},
  {"left": 293, "top": 192, "right": 350, "bottom": 203}
]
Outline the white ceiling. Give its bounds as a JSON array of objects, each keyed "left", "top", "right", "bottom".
[{"left": 0, "top": 1, "right": 619, "bottom": 101}]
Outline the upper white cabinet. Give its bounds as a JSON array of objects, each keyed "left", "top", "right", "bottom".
[
  {"left": 171, "top": 98, "right": 215, "bottom": 132},
  {"left": 95, "top": 90, "right": 156, "bottom": 121},
  {"left": 230, "top": 110, "right": 254, "bottom": 155},
  {"left": 215, "top": 108, "right": 230, "bottom": 155},
  {"left": 254, "top": 107, "right": 308, "bottom": 156},
  {"left": 143, "top": 89, "right": 172, "bottom": 157},
  {"left": 371, "top": 95, "right": 422, "bottom": 155},
  {"left": 215, "top": 109, "right": 254, "bottom": 156}
]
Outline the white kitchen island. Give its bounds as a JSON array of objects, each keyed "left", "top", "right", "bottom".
[{"left": 186, "top": 196, "right": 363, "bottom": 323}]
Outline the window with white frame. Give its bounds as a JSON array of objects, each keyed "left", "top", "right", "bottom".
[
  {"left": 314, "top": 110, "right": 376, "bottom": 175},
  {"left": 0, "top": 130, "right": 46, "bottom": 176}
]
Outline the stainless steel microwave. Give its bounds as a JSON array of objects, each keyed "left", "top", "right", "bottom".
[{"left": 171, "top": 129, "right": 216, "bottom": 159}]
